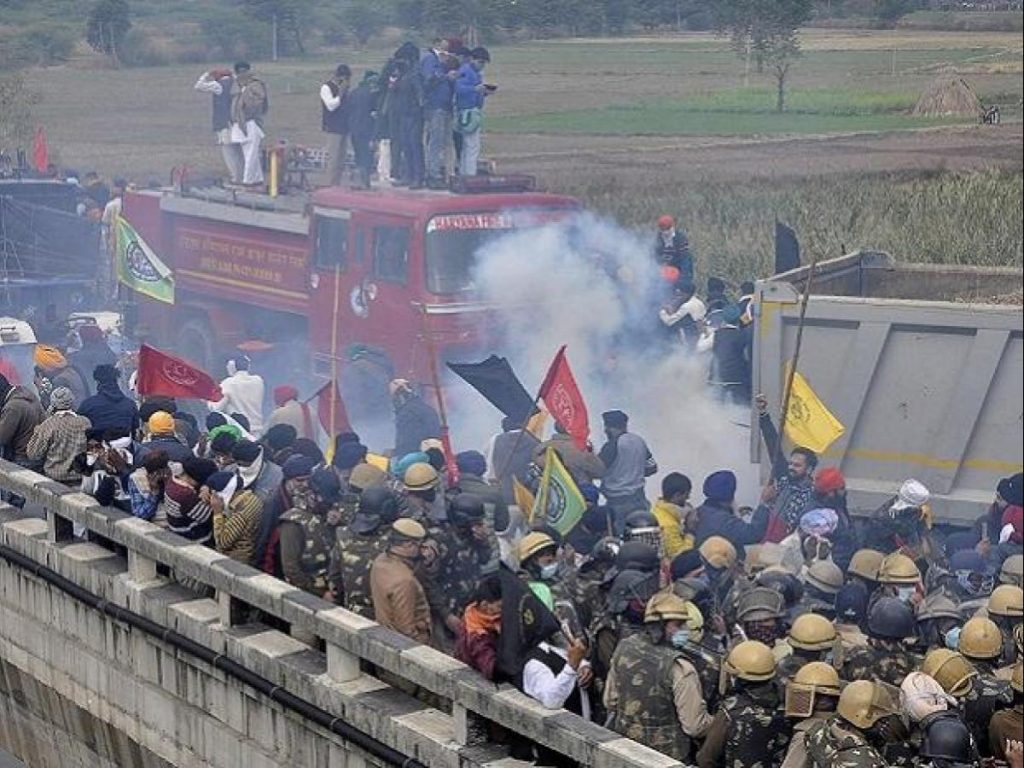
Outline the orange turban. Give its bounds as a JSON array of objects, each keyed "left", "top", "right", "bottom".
[{"left": 34, "top": 344, "right": 67, "bottom": 371}]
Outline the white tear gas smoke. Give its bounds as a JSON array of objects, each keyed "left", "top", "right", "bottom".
[{"left": 447, "top": 212, "right": 760, "bottom": 505}]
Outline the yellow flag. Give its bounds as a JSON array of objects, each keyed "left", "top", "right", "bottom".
[
  {"left": 784, "top": 369, "right": 845, "bottom": 454},
  {"left": 513, "top": 477, "right": 536, "bottom": 521}
]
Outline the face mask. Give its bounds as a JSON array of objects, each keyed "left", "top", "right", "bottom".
[
  {"left": 896, "top": 586, "right": 916, "bottom": 603},
  {"left": 539, "top": 563, "right": 559, "bottom": 581},
  {"left": 945, "top": 626, "right": 961, "bottom": 651},
  {"left": 670, "top": 630, "right": 690, "bottom": 649}
]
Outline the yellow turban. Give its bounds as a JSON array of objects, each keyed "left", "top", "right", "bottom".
[
  {"left": 34, "top": 344, "right": 67, "bottom": 371},
  {"left": 148, "top": 411, "right": 176, "bottom": 435}
]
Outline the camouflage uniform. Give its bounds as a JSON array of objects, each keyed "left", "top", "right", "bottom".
[
  {"left": 962, "top": 672, "right": 1014, "bottom": 759},
  {"left": 842, "top": 643, "right": 919, "bottom": 687},
  {"left": 696, "top": 683, "right": 791, "bottom": 768},
  {"left": 804, "top": 718, "right": 887, "bottom": 768},
  {"left": 606, "top": 632, "right": 697, "bottom": 761},
  {"left": 278, "top": 506, "right": 333, "bottom": 594},
  {"left": 331, "top": 527, "right": 387, "bottom": 618},
  {"left": 435, "top": 526, "right": 492, "bottom": 620}
]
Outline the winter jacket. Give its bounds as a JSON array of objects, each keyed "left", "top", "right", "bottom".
[
  {"left": 0, "top": 386, "right": 45, "bottom": 463},
  {"left": 348, "top": 83, "right": 379, "bottom": 142},
  {"left": 694, "top": 498, "right": 769, "bottom": 552},
  {"left": 420, "top": 49, "right": 454, "bottom": 111},
  {"left": 535, "top": 432, "right": 606, "bottom": 486},
  {"left": 136, "top": 435, "right": 194, "bottom": 465},
  {"left": 370, "top": 551, "right": 432, "bottom": 645},
  {"left": 78, "top": 382, "right": 140, "bottom": 436},
  {"left": 455, "top": 625, "right": 498, "bottom": 680},
  {"left": 393, "top": 397, "right": 441, "bottom": 457},
  {"left": 455, "top": 63, "right": 484, "bottom": 110}
]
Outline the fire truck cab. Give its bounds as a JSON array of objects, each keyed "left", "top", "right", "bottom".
[{"left": 123, "top": 179, "right": 579, "bottom": 397}]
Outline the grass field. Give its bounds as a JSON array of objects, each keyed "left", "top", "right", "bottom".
[{"left": 14, "top": 28, "right": 1024, "bottom": 280}]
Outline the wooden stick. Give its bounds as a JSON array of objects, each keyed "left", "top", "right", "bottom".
[
  {"left": 777, "top": 254, "right": 819, "bottom": 455},
  {"left": 329, "top": 262, "right": 342, "bottom": 435}
]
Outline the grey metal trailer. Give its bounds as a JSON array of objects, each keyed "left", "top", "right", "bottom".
[{"left": 751, "top": 251, "right": 1023, "bottom": 526}]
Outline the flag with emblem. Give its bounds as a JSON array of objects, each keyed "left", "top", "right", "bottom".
[
  {"left": 537, "top": 345, "right": 589, "bottom": 451},
  {"left": 115, "top": 214, "right": 174, "bottom": 304},
  {"left": 136, "top": 344, "right": 221, "bottom": 401},
  {"left": 531, "top": 447, "right": 586, "bottom": 536},
  {"left": 784, "top": 368, "right": 845, "bottom": 454}
]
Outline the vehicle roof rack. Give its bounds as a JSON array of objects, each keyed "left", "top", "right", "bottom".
[{"left": 449, "top": 174, "right": 536, "bottom": 195}]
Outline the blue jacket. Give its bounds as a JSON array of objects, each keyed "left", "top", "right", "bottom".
[
  {"left": 455, "top": 63, "right": 484, "bottom": 110},
  {"left": 420, "top": 50, "right": 453, "bottom": 111},
  {"left": 78, "top": 382, "right": 139, "bottom": 436}
]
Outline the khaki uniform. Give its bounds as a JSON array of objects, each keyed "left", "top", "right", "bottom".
[
  {"left": 804, "top": 718, "right": 887, "bottom": 768},
  {"left": 370, "top": 551, "right": 432, "bottom": 645},
  {"left": 604, "top": 632, "right": 712, "bottom": 761},
  {"left": 989, "top": 705, "right": 1023, "bottom": 761}
]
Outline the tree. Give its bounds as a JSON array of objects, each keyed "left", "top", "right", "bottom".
[
  {"left": 86, "top": 0, "right": 131, "bottom": 63},
  {"left": 245, "top": 0, "right": 314, "bottom": 55},
  {"left": 0, "top": 73, "right": 39, "bottom": 151},
  {"left": 714, "top": 0, "right": 812, "bottom": 109},
  {"left": 344, "top": 0, "right": 386, "bottom": 45}
]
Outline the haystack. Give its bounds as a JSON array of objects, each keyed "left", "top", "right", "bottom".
[{"left": 913, "top": 76, "right": 983, "bottom": 118}]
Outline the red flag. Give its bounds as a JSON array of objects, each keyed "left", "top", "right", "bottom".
[
  {"left": 537, "top": 345, "right": 589, "bottom": 451},
  {"left": 308, "top": 379, "right": 351, "bottom": 436},
  {"left": 32, "top": 126, "right": 48, "bottom": 174},
  {"left": 136, "top": 344, "right": 222, "bottom": 401}
]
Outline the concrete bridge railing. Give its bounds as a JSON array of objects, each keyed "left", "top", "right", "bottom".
[{"left": 0, "top": 460, "right": 683, "bottom": 768}]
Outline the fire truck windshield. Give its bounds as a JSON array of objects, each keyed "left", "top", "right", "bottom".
[
  {"left": 425, "top": 210, "right": 569, "bottom": 295},
  {"left": 424, "top": 213, "right": 517, "bottom": 295}
]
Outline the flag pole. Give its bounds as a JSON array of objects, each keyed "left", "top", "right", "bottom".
[
  {"left": 419, "top": 305, "right": 458, "bottom": 483},
  {"left": 329, "top": 263, "right": 342, "bottom": 437},
  {"left": 777, "top": 253, "right": 819, "bottom": 456}
]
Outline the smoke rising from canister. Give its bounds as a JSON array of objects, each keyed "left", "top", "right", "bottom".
[{"left": 447, "top": 212, "right": 759, "bottom": 504}]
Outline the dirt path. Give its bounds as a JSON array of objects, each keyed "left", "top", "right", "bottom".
[{"left": 494, "top": 121, "right": 1024, "bottom": 182}]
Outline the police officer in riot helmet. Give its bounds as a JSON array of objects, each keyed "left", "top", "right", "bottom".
[
  {"left": 605, "top": 591, "right": 712, "bottom": 761},
  {"left": 623, "top": 509, "right": 663, "bottom": 557},
  {"left": 804, "top": 680, "right": 904, "bottom": 766},
  {"left": 434, "top": 493, "right": 493, "bottom": 639},
  {"left": 843, "top": 596, "right": 920, "bottom": 687}
]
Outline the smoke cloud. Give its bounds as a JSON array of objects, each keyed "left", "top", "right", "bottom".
[{"left": 448, "top": 212, "right": 759, "bottom": 505}]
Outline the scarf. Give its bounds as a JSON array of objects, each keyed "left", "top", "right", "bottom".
[
  {"left": 238, "top": 453, "right": 263, "bottom": 489},
  {"left": 463, "top": 603, "right": 501, "bottom": 636}
]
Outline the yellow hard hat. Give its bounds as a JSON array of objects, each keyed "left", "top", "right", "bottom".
[
  {"left": 518, "top": 531, "right": 557, "bottom": 563},
  {"left": 349, "top": 462, "right": 387, "bottom": 491},
  {"left": 390, "top": 518, "right": 427, "bottom": 541},
  {"left": 987, "top": 584, "right": 1024, "bottom": 618},
  {"left": 921, "top": 648, "right": 977, "bottom": 698},
  {"left": 1000, "top": 554, "right": 1023, "bottom": 587},
  {"left": 789, "top": 613, "right": 838, "bottom": 651},
  {"left": 724, "top": 640, "right": 776, "bottom": 682},
  {"left": 699, "top": 536, "right": 737, "bottom": 570},
  {"left": 876, "top": 552, "right": 920, "bottom": 585},
  {"left": 785, "top": 661, "right": 842, "bottom": 718},
  {"left": 645, "top": 591, "right": 703, "bottom": 632},
  {"left": 806, "top": 560, "right": 844, "bottom": 595},
  {"left": 402, "top": 462, "right": 439, "bottom": 492},
  {"left": 837, "top": 680, "right": 900, "bottom": 729},
  {"left": 848, "top": 549, "right": 885, "bottom": 582},
  {"left": 959, "top": 617, "right": 1003, "bottom": 660}
]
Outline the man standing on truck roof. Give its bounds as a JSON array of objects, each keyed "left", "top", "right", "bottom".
[
  {"left": 320, "top": 64, "right": 352, "bottom": 187},
  {"left": 454, "top": 47, "right": 492, "bottom": 178},
  {"left": 421, "top": 38, "right": 458, "bottom": 189},
  {"left": 209, "top": 355, "right": 265, "bottom": 437},
  {"left": 230, "top": 61, "right": 268, "bottom": 188},
  {"left": 194, "top": 67, "right": 243, "bottom": 185}
]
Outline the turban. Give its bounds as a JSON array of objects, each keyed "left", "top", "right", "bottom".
[
  {"left": 273, "top": 385, "right": 299, "bottom": 407},
  {"left": 799, "top": 508, "right": 839, "bottom": 537},
  {"left": 147, "top": 411, "right": 175, "bottom": 434},
  {"left": 34, "top": 344, "right": 67, "bottom": 371}
]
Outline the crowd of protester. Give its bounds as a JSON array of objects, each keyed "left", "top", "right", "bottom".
[{"left": 2, "top": 308, "right": 1023, "bottom": 768}]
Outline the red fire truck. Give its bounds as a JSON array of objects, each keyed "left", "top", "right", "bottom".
[{"left": 122, "top": 181, "right": 579, "bottom": 400}]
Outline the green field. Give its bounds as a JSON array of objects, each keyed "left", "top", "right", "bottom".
[{"left": 489, "top": 87, "right": 966, "bottom": 136}]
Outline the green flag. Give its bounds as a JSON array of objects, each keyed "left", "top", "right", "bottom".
[
  {"left": 115, "top": 214, "right": 174, "bottom": 304},
  {"left": 531, "top": 447, "right": 586, "bottom": 537}
]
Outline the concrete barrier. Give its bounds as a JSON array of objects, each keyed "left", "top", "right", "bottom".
[{"left": 0, "top": 461, "right": 685, "bottom": 768}]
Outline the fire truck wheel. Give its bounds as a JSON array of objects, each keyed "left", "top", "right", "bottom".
[{"left": 176, "top": 318, "right": 215, "bottom": 372}]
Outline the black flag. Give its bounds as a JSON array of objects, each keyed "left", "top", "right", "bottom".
[
  {"left": 495, "top": 565, "right": 562, "bottom": 680},
  {"left": 447, "top": 355, "right": 537, "bottom": 423},
  {"left": 775, "top": 220, "right": 801, "bottom": 275}
]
